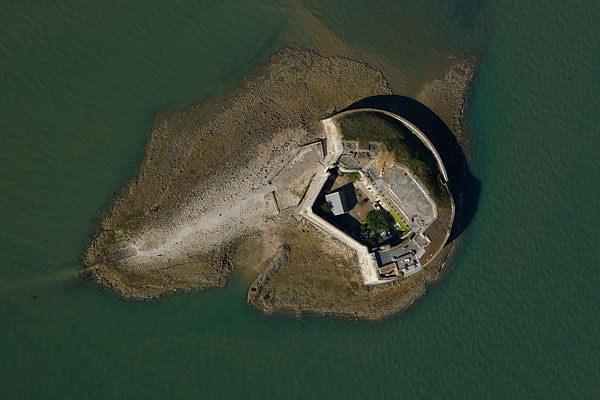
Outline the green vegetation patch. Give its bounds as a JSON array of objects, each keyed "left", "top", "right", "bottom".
[
  {"left": 346, "top": 171, "right": 361, "bottom": 182},
  {"left": 385, "top": 208, "right": 410, "bottom": 233},
  {"left": 320, "top": 201, "right": 332, "bottom": 214},
  {"left": 366, "top": 210, "right": 393, "bottom": 232},
  {"left": 339, "top": 112, "right": 450, "bottom": 208}
]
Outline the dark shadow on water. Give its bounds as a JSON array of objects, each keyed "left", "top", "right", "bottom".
[{"left": 334, "top": 95, "right": 481, "bottom": 242}]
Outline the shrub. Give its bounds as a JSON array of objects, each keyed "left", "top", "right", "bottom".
[
  {"left": 366, "top": 210, "right": 393, "bottom": 232},
  {"left": 320, "top": 201, "right": 332, "bottom": 214},
  {"left": 347, "top": 171, "right": 360, "bottom": 182}
]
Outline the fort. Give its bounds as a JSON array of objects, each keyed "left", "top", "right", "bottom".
[{"left": 269, "top": 108, "right": 454, "bottom": 285}]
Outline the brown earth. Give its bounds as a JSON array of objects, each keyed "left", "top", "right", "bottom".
[
  {"left": 420, "top": 205, "right": 454, "bottom": 265},
  {"left": 249, "top": 216, "right": 455, "bottom": 320},
  {"left": 416, "top": 57, "right": 478, "bottom": 152}
]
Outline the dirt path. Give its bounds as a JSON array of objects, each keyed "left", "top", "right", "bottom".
[{"left": 132, "top": 191, "right": 275, "bottom": 259}]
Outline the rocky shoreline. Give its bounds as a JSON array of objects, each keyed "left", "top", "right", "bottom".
[{"left": 81, "top": 47, "right": 476, "bottom": 320}]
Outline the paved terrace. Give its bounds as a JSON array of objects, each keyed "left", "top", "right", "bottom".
[{"left": 377, "top": 164, "right": 438, "bottom": 231}]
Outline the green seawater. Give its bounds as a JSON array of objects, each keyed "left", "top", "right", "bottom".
[{"left": 1, "top": 0, "right": 599, "bottom": 398}]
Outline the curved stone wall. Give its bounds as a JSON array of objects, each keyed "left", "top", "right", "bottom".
[
  {"left": 329, "top": 107, "right": 455, "bottom": 267},
  {"left": 330, "top": 108, "right": 449, "bottom": 183}
]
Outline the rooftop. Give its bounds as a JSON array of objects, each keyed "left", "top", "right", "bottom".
[{"left": 325, "top": 191, "right": 350, "bottom": 216}]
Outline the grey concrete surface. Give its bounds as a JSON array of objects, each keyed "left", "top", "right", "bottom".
[{"left": 381, "top": 165, "right": 437, "bottom": 229}]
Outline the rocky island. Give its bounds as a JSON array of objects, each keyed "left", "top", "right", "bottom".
[{"left": 81, "top": 48, "right": 476, "bottom": 319}]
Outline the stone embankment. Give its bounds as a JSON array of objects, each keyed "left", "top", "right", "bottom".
[{"left": 247, "top": 244, "right": 290, "bottom": 304}]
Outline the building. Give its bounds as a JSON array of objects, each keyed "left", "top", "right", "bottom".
[
  {"left": 399, "top": 263, "right": 422, "bottom": 278},
  {"left": 325, "top": 191, "right": 350, "bottom": 216},
  {"left": 375, "top": 238, "right": 425, "bottom": 279}
]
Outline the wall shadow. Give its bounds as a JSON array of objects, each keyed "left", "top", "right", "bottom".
[
  {"left": 334, "top": 95, "right": 480, "bottom": 242},
  {"left": 311, "top": 171, "right": 364, "bottom": 243},
  {"left": 338, "top": 183, "right": 358, "bottom": 209}
]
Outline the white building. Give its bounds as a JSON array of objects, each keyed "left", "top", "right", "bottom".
[{"left": 325, "top": 191, "right": 350, "bottom": 216}]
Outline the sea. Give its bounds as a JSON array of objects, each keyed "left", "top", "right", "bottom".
[{"left": 1, "top": 1, "right": 599, "bottom": 398}]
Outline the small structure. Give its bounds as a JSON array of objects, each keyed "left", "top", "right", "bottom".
[
  {"left": 378, "top": 263, "right": 398, "bottom": 279},
  {"left": 325, "top": 191, "right": 350, "bottom": 216},
  {"left": 375, "top": 237, "right": 426, "bottom": 279},
  {"left": 399, "top": 263, "right": 422, "bottom": 277}
]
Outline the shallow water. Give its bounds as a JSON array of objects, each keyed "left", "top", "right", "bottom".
[{"left": 1, "top": 0, "right": 599, "bottom": 398}]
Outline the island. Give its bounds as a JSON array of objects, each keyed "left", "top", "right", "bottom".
[{"left": 81, "top": 48, "right": 476, "bottom": 319}]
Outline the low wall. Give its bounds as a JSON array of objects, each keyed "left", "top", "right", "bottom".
[{"left": 300, "top": 206, "right": 381, "bottom": 285}]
